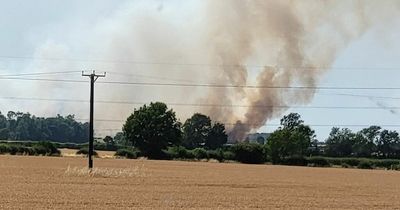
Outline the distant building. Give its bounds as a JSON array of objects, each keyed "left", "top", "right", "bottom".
[{"left": 245, "top": 133, "right": 271, "bottom": 145}]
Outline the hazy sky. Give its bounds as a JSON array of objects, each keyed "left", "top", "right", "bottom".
[{"left": 1, "top": 0, "right": 400, "bottom": 140}]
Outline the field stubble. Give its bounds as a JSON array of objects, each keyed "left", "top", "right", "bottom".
[{"left": 0, "top": 155, "right": 399, "bottom": 209}]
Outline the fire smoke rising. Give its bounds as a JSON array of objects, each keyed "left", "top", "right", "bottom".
[{"left": 4, "top": 0, "right": 400, "bottom": 140}]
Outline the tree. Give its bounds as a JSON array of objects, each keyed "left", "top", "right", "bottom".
[
  {"left": 0, "top": 112, "right": 8, "bottom": 139},
  {"left": 103, "top": 136, "right": 114, "bottom": 146},
  {"left": 256, "top": 136, "right": 265, "bottom": 144},
  {"left": 114, "top": 132, "right": 127, "bottom": 145},
  {"left": 377, "top": 130, "right": 400, "bottom": 158},
  {"left": 280, "top": 113, "right": 303, "bottom": 130},
  {"left": 182, "top": 113, "right": 212, "bottom": 149},
  {"left": 325, "top": 127, "right": 355, "bottom": 157},
  {"left": 268, "top": 113, "right": 315, "bottom": 163},
  {"left": 123, "top": 102, "right": 181, "bottom": 159},
  {"left": 205, "top": 122, "right": 228, "bottom": 149},
  {"left": 352, "top": 126, "right": 380, "bottom": 157},
  {"left": 182, "top": 114, "right": 227, "bottom": 149},
  {"left": 0, "top": 110, "right": 89, "bottom": 143}
]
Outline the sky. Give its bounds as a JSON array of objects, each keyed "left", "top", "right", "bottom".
[{"left": 1, "top": 0, "right": 400, "bottom": 140}]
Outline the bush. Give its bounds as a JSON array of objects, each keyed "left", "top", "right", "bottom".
[
  {"left": 115, "top": 148, "right": 138, "bottom": 159},
  {"left": 391, "top": 164, "right": 400, "bottom": 171},
  {"left": 357, "top": 160, "right": 374, "bottom": 169},
  {"left": 223, "top": 151, "right": 235, "bottom": 161},
  {"left": 0, "top": 144, "right": 10, "bottom": 154},
  {"left": 76, "top": 148, "right": 98, "bottom": 157},
  {"left": 165, "top": 146, "right": 194, "bottom": 159},
  {"left": 0, "top": 142, "right": 60, "bottom": 156},
  {"left": 341, "top": 163, "right": 351, "bottom": 168},
  {"left": 325, "top": 158, "right": 342, "bottom": 166},
  {"left": 33, "top": 141, "right": 60, "bottom": 156},
  {"left": 192, "top": 148, "right": 208, "bottom": 160},
  {"left": 373, "top": 159, "right": 400, "bottom": 169},
  {"left": 341, "top": 158, "right": 361, "bottom": 167},
  {"left": 207, "top": 149, "right": 224, "bottom": 162},
  {"left": 232, "top": 143, "right": 266, "bottom": 164},
  {"left": 281, "top": 156, "right": 308, "bottom": 166},
  {"left": 307, "top": 157, "right": 331, "bottom": 167}
]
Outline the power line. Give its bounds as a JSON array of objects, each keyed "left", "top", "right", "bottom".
[
  {"left": 326, "top": 93, "right": 400, "bottom": 100},
  {"left": 79, "top": 118, "right": 400, "bottom": 128},
  {"left": 1, "top": 76, "right": 400, "bottom": 90},
  {"left": 2, "top": 96, "right": 400, "bottom": 110},
  {"left": 1, "top": 55, "right": 400, "bottom": 71},
  {"left": 0, "top": 71, "right": 81, "bottom": 77},
  {"left": 106, "top": 71, "right": 200, "bottom": 83},
  {"left": 97, "top": 81, "right": 400, "bottom": 90},
  {"left": 0, "top": 77, "right": 86, "bottom": 83}
]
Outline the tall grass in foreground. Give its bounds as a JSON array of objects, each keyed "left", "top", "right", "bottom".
[{"left": 64, "top": 165, "right": 147, "bottom": 178}]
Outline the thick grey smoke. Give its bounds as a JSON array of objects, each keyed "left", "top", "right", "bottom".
[
  {"left": 199, "top": 0, "right": 399, "bottom": 141},
  {"left": 5, "top": 0, "right": 400, "bottom": 139}
]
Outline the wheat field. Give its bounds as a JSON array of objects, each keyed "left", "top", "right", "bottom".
[{"left": 0, "top": 155, "right": 399, "bottom": 209}]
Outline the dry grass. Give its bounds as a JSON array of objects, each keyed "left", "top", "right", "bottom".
[
  {"left": 64, "top": 165, "right": 147, "bottom": 178},
  {"left": 60, "top": 148, "right": 116, "bottom": 158},
  {"left": 0, "top": 155, "right": 400, "bottom": 209}
]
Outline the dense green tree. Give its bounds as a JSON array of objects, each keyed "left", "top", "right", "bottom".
[
  {"left": 352, "top": 126, "right": 380, "bottom": 157},
  {"left": 325, "top": 127, "right": 355, "bottom": 157},
  {"left": 103, "top": 136, "right": 114, "bottom": 146},
  {"left": 268, "top": 113, "right": 315, "bottom": 163},
  {"left": 0, "top": 112, "right": 8, "bottom": 139},
  {"left": 182, "top": 114, "right": 227, "bottom": 149},
  {"left": 182, "top": 113, "right": 212, "bottom": 149},
  {"left": 232, "top": 143, "right": 266, "bottom": 164},
  {"left": 0, "top": 111, "right": 88, "bottom": 143},
  {"left": 114, "top": 132, "right": 127, "bottom": 145},
  {"left": 377, "top": 130, "right": 400, "bottom": 158},
  {"left": 123, "top": 102, "right": 181, "bottom": 159},
  {"left": 205, "top": 122, "right": 228, "bottom": 149}
]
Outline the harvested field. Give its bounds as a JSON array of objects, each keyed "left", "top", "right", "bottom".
[
  {"left": 59, "top": 149, "right": 116, "bottom": 158},
  {"left": 0, "top": 155, "right": 399, "bottom": 209}
]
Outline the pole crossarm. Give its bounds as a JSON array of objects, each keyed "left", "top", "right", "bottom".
[
  {"left": 82, "top": 70, "right": 106, "bottom": 77},
  {"left": 82, "top": 70, "right": 106, "bottom": 169}
]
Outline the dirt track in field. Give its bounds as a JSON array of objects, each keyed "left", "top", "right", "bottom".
[{"left": 0, "top": 155, "right": 399, "bottom": 209}]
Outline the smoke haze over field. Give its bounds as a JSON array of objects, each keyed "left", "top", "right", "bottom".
[{"left": 1, "top": 0, "right": 400, "bottom": 140}]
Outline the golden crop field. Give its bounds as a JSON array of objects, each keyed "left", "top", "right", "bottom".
[{"left": 0, "top": 155, "right": 399, "bottom": 209}]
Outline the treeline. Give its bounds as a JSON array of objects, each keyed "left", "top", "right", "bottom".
[
  {"left": 121, "top": 102, "right": 228, "bottom": 159},
  {"left": 0, "top": 141, "right": 60, "bottom": 156},
  {"left": 117, "top": 102, "right": 400, "bottom": 167},
  {"left": 0, "top": 111, "right": 89, "bottom": 143},
  {"left": 324, "top": 126, "right": 400, "bottom": 159}
]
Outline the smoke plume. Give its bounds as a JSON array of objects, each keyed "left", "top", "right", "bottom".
[{"left": 3, "top": 0, "right": 400, "bottom": 139}]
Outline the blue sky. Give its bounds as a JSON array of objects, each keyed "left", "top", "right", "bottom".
[{"left": 1, "top": 0, "right": 400, "bottom": 140}]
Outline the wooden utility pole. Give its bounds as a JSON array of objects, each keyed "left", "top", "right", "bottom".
[{"left": 82, "top": 71, "right": 106, "bottom": 169}]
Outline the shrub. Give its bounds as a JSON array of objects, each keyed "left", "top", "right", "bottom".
[
  {"left": 207, "top": 149, "right": 224, "bottom": 162},
  {"left": 325, "top": 158, "right": 342, "bottom": 166},
  {"left": 232, "top": 143, "right": 265, "bottom": 164},
  {"left": 192, "top": 148, "right": 208, "bottom": 160},
  {"left": 392, "top": 164, "right": 400, "bottom": 171},
  {"left": 0, "top": 142, "right": 60, "bottom": 156},
  {"left": 115, "top": 148, "right": 138, "bottom": 159},
  {"left": 165, "top": 146, "right": 194, "bottom": 159},
  {"left": 373, "top": 159, "right": 400, "bottom": 169},
  {"left": 76, "top": 148, "right": 98, "bottom": 157},
  {"left": 33, "top": 141, "right": 60, "bottom": 156},
  {"left": 8, "top": 145, "right": 21, "bottom": 155},
  {"left": 342, "top": 158, "right": 360, "bottom": 167},
  {"left": 281, "top": 156, "right": 308, "bottom": 166},
  {"left": 0, "top": 144, "right": 9, "bottom": 154},
  {"left": 341, "top": 163, "right": 351, "bottom": 168},
  {"left": 307, "top": 157, "right": 331, "bottom": 167},
  {"left": 222, "top": 151, "right": 235, "bottom": 161},
  {"left": 357, "top": 160, "right": 374, "bottom": 169}
]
